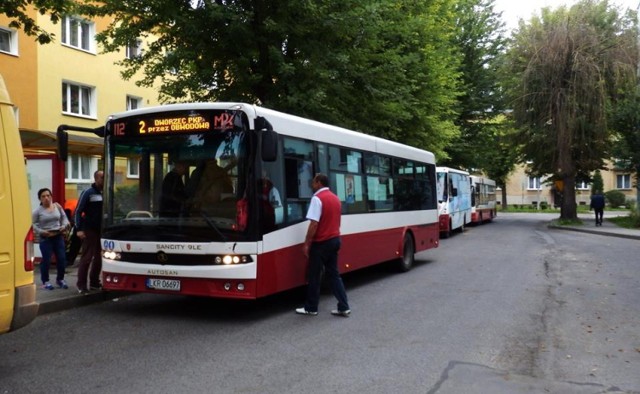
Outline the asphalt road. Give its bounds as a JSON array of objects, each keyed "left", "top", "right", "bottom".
[{"left": 1, "top": 213, "right": 638, "bottom": 394}]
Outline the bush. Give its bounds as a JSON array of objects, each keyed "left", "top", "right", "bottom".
[
  {"left": 604, "top": 190, "right": 626, "bottom": 208},
  {"left": 631, "top": 207, "right": 640, "bottom": 228}
]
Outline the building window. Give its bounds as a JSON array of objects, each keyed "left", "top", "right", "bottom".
[
  {"left": 126, "top": 95, "right": 142, "bottom": 111},
  {"left": 576, "top": 180, "right": 589, "bottom": 190},
  {"left": 61, "top": 16, "right": 94, "bottom": 52},
  {"left": 126, "top": 39, "right": 142, "bottom": 59},
  {"left": 65, "top": 154, "right": 97, "bottom": 182},
  {"left": 0, "top": 27, "right": 18, "bottom": 55},
  {"left": 527, "top": 176, "right": 541, "bottom": 190},
  {"left": 62, "top": 82, "right": 95, "bottom": 117},
  {"left": 616, "top": 174, "right": 631, "bottom": 189},
  {"left": 127, "top": 158, "right": 140, "bottom": 178}
]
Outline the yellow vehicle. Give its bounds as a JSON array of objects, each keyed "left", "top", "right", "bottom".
[{"left": 0, "top": 74, "right": 38, "bottom": 334}]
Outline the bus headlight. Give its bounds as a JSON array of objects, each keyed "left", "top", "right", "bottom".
[
  {"left": 103, "top": 250, "right": 121, "bottom": 260},
  {"left": 214, "top": 255, "right": 252, "bottom": 265}
]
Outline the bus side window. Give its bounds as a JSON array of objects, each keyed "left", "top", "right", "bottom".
[{"left": 283, "top": 138, "right": 315, "bottom": 224}]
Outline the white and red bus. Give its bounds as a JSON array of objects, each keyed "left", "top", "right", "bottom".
[
  {"left": 436, "top": 167, "right": 471, "bottom": 238},
  {"left": 470, "top": 175, "right": 497, "bottom": 224},
  {"left": 58, "top": 103, "right": 439, "bottom": 299}
]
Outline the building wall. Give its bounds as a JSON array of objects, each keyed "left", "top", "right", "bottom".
[
  {"left": 35, "top": 14, "right": 158, "bottom": 131},
  {"left": 502, "top": 163, "right": 637, "bottom": 207},
  {"left": 1, "top": 9, "right": 160, "bottom": 203},
  {"left": 0, "top": 12, "right": 38, "bottom": 130}
]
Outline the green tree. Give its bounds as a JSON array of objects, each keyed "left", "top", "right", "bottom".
[
  {"left": 591, "top": 169, "right": 604, "bottom": 195},
  {"left": 610, "top": 85, "right": 640, "bottom": 208},
  {"left": 77, "top": 0, "right": 461, "bottom": 158},
  {"left": 0, "top": 0, "right": 72, "bottom": 44},
  {"left": 481, "top": 117, "right": 519, "bottom": 208},
  {"left": 445, "top": 0, "right": 508, "bottom": 170},
  {"left": 502, "top": 0, "right": 636, "bottom": 220}
]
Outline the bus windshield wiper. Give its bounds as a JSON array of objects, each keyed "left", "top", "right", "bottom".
[{"left": 199, "top": 211, "right": 228, "bottom": 241}]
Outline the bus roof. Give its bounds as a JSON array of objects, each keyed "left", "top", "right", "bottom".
[
  {"left": 470, "top": 175, "right": 496, "bottom": 186},
  {"left": 108, "top": 102, "right": 435, "bottom": 165},
  {"left": 436, "top": 166, "right": 469, "bottom": 176}
]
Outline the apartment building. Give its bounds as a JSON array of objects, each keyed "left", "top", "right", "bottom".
[
  {"left": 502, "top": 163, "right": 637, "bottom": 208},
  {"left": 0, "top": 9, "right": 159, "bottom": 210}
]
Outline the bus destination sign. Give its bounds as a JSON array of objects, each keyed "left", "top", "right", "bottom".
[
  {"left": 111, "top": 111, "right": 237, "bottom": 137},
  {"left": 141, "top": 115, "right": 210, "bottom": 134}
]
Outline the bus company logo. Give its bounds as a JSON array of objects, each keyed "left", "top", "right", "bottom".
[
  {"left": 147, "top": 268, "right": 179, "bottom": 276},
  {"left": 156, "top": 251, "right": 169, "bottom": 264},
  {"left": 213, "top": 113, "right": 235, "bottom": 130},
  {"left": 126, "top": 243, "right": 131, "bottom": 251}
]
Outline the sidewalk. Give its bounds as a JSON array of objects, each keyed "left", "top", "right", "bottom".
[
  {"left": 34, "top": 260, "right": 126, "bottom": 316},
  {"left": 34, "top": 214, "right": 639, "bottom": 316},
  {"left": 548, "top": 213, "right": 640, "bottom": 241}
]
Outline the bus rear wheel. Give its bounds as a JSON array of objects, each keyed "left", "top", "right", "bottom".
[{"left": 397, "top": 233, "right": 415, "bottom": 272}]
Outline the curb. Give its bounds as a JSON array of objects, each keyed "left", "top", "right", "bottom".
[
  {"left": 37, "top": 291, "right": 132, "bottom": 316},
  {"left": 547, "top": 224, "right": 640, "bottom": 241}
]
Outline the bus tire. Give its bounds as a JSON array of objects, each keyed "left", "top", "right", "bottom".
[{"left": 397, "top": 233, "right": 415, "bottom": 272}]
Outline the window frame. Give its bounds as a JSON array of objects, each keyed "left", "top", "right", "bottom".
[
  {"left": 62, "top": 81, "right": 96, "bottom": 118},
  {"left": 126, "top": 95, "right": 142, "bottom": 111},
  {"left": 61, "top": 15, "right": 95, "bottom": 53},
  {"left": 0, "top": 27, "right": 18, "bottom": 56},
  {"left": 127, "top": 158, "right": 140, "bottom": 179},
  {"left": 576, "top": 180, "right": 590, "bottom": 190},
  {"left": 65, "top": 154, "right": 98, "bottom": 183},
  {"left": 527, "top": 176, "right": 541, "bottom": 190},
  {"left": 126, "top": 39, "right": 142, "bottom": 59},
  {"left": 616, "top": 174, "right": 631, "bottom": 189}
]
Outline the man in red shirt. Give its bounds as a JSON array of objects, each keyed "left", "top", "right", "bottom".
[{"left": 296, "top": 173, "right": 351, "bottom": 317}]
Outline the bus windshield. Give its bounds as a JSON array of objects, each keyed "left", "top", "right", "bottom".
[{"left": 103, "top": 130, "right": 249, "bottom": 242}]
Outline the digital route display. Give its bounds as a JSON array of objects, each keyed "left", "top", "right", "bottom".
[{"left": 109, "top": 110, "right": 239, "bottom": 137}]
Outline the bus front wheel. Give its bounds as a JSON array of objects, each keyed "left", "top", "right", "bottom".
[{"left": 397, "top": 233, "right": 415, "bottom": 272}]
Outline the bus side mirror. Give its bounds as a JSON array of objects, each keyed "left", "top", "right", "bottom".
[
  {"left": 56, "top": 127, "right": 69, "bottom": 162},
  {"left": 256, "top": 116, "right": 278, "bottom": 162}
]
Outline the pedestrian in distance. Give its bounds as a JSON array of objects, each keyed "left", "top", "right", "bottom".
[
  {"left": 74, "top": 170, "right": 104, "bottom": 294},
  {"left": 590, "top": 190, "right": 606, "bottom": 227},
  {"left": 296, "top": 173, "right": 351, "bottom": 317},
  {"left": 32, "top": 188, "right": 70, "bottom": 290}
]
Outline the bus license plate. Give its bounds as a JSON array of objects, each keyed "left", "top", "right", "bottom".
[{"left": 146, "top": 278, "right": 181, "bottom": 291}]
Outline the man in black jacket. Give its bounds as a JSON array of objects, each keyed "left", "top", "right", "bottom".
[
  {"left": 590, "top": 191, "right": 606, "bottom": 227},
  {"left": 74, "top": 170, "right": 104, "bottom": 294}
]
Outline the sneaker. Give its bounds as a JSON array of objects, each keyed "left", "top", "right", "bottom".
[
  {"left": 295, "top": 308, "right": 318, "bottom": 316},
  {"left": 89, "top": 283, "right": 103, "bottom": 291},
  {"left": 42, "top": 282, "right": 55, "bottom": 290},
  {"left": 56, "top": 280, "right": 69, "bottom": 289},
  {"left": 77, "top": 288, "right": 89, "bottom": 295},
  {"left": 331, "top": 309, "right": 351, "bottom": 317}
]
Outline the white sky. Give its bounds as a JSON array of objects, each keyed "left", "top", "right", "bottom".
[{"left": 493, "top": 0, "right": 639, "bottom": 31}]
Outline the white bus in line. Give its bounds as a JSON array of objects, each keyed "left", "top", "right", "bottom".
[
  {"left": 436, "top": 166, "right": 471, "bottom": 238},
  {"left": 470, "top": 175, "right": 497, "bottom": 224},
  {"left": 58, "top": 103, "right": 440, "bottom": 299}
]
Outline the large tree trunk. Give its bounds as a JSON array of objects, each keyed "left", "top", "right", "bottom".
[
  {"left": 560, "top": 175, "right": 577, "bottom": 220},
  {"left": 500, "top": 184, "right": 508, "bottom": 210},
  {"left": 636, "top": 165, "right": 640, "bottom": 210}
]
